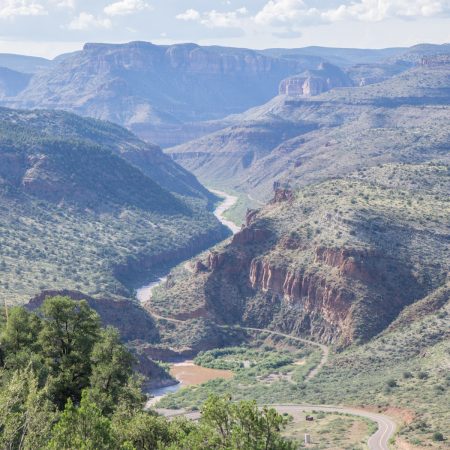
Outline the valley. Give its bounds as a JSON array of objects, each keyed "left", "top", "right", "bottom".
[{"left": 0, "top": 37, "right": 449, "bottom": 450}]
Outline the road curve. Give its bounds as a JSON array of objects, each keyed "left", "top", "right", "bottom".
[
  {"left": 157, "top": 404, "right": 396, "bottom": 450},
  {"left": 144, "top": 191, "right": 397, "bottom": 448},
  {"left": 239, "top": 326, "right": 329, "bottom": 381}
]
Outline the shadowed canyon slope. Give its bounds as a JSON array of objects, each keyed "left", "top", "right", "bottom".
[{"left": 149, "top": 164, "right": 449, "bottom": 347}]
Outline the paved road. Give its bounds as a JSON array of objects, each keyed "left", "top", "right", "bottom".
[
  {"left": 157, "top": 404, "right": 396, "bottom": 450},
  {"left": 144, "top": 190, "right": 396, "bottom": 448}
]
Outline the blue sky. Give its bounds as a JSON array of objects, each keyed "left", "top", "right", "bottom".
[{"left": 0, "top": 0, "right": 449, "bottom": 58}]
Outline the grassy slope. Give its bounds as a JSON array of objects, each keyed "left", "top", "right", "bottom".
[{"left": 0, "top": 109, "right": 225, "bottom": 305}]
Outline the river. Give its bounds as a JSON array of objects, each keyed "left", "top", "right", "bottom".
[
  {"left": 139, "top": 190, "right": 240, "bottom": 406},
  {"left": 136, "top": 190, "right": 239, "bottom": 303}
]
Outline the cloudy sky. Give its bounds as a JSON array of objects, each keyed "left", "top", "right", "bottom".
[{"left": 0, "top": 0, "right": 449, "bottom": 58}]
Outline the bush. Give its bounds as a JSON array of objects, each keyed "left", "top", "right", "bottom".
[
  {"left": 432, "top": 432, "right": 444, "bottom": 442},
  {"left": 403, "top": 371, "right": 413, "bottom": 379},
  {"left": 386, "top": 378, "right": 398, "bottom": 388}
]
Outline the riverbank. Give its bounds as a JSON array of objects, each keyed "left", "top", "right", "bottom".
[{"left": 140, "top": 190, "right": 240, "bottom": 406}]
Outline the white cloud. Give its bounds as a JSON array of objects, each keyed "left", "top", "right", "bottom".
[
  {"left": 323, "top": 0, "right": 449, "bottom": 22},
  {"left": 254, "top": 0, "right": 450, "bottom": 27},
  {"left": 176, "top": 8, "right": 200, "bottom": 21},
  {"left": 104, "top": 0, "right": 152, "bottom": 16},
  {"left": 0, "top": 0, "right": 47, "bottom": 19},
  {"left": 50, "top": 0, "right": 75, "bottom": 9},
  {"left": 176, "top": 6, "right": 248, "bottom": 28},
  {"left": 67, "top": 11, "right": 112, "bottom": 30}
]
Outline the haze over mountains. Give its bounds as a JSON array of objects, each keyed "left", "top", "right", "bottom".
[
  {"left": 1, "top": 42, "right": 449, "bottom": 146},
  {"left": 169, "top": 57, "right": 450, "bottom": 201}
]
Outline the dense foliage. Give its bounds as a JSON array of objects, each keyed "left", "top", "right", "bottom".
[{"left": 0, "top": 296, "right": 295, "bottom": 449}]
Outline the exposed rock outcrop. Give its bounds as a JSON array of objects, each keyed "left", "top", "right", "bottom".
[{"left": 279, "top": 62, "right": 353, "bottom": 97}]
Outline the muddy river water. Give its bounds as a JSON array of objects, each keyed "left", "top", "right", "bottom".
[{"left": 138, "top": 190, "right": 240, "bottom": 406}]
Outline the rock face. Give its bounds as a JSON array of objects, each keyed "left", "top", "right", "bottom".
[
  {"left": 155, "top": 164, "right": 449, "bottom": 347},
  {"left": 279, "top": 63, "right": 353, "bottom": 96}
]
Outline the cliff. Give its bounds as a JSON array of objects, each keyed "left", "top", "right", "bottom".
[
  {"left": 149, "top": 164, "right": 449, "bottom": 347},
  {"left": 279, "top": 62, "right": 353, "bottom": 96}
]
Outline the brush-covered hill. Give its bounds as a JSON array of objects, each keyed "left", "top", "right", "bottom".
[
  {"left": 0, "top": 107, "right": 228, "bottom": 305},
  {"left": 0, "top": 107, "right": 214, "bottom": 201},
  {"left": 167, "top": 57, "right": 450, "bottom": 202},
  {"left": 147, "top": 163, "right": 449, "bottom": 348}
]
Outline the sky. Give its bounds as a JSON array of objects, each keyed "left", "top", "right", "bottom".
[{"left": 0, "top": 0, "right": 449, "bottom": 58}]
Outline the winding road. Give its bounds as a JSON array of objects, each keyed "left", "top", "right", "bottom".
[
  {"left": 157, "top": 404, "right": 396, "bottom": 450},
  {"left": 141, "top": 190, "right": 397, "bottom": 450}
]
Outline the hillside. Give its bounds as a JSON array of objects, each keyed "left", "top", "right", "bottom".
[
  {"left": 0, "top": 107, "right": 214, "bottom": 201},
  {"left": 147, "top": 163, "right": 449, "bottom": 348},
  {"left": 0, "top": 108, "right": 228, "bottom": 305},
  {"left": 167, "top": 59, "right": 450, "bottom": 201},
  {"left": 0, "top": 52, "right": 51, "bottom": 73}
]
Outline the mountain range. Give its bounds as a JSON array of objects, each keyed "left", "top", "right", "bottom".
[
  {"left": 1, "top": 42, "right": 449, "bottom": 147},
  {"left": 168, "top": 56, "right": 450, "bottom": 202}
]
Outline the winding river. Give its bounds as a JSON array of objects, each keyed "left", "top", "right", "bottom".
[{"left": 138, "top": 190, "right": 240, "bottom": 406}]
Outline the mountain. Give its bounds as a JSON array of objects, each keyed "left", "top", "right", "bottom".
[
  {"left": 4, "top": 42, "right": 449, "bottom": 148},
  {"left": 261, "top": 46, "right": 406, "bottom": 67},
  {"left": 0, "top": 107, "right": 213, "bottom": 201},
  {"left": 0, "top": 53, "right": 51, "bottom": 73},
  {"left": 0, "top": 67, "right": 31, "bottom": 99},
  {"left": 148, "top": 163, "right": 449, "bottom": 348},
  {"left": 167, "top": 57, "right": 450, "bottom": 202},
  {"left": 261, "top": 43, "right": 450, "bottom": 67},
  {"left": 9, "top": 42, "right": 310, "bottom": 136},
  {"left": 0, "top": 107, "right": 228, "bottom": 305}
]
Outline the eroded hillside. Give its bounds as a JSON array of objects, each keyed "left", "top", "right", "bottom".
[
  {"left": 168, "top": 59, "right": 450, "bottom": 201},
  {"left": 148, "top": 163, "right": 449, "bottom": 347}
]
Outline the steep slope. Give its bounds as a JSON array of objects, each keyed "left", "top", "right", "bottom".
[
  {"left": 168, "top": 58, "right": 450, "bottom": 201},
  {"left": 148, "top": 163, "right": 449, "bottom": 347},
  {"left": 0, "top": 108, "right": 228, "bottom": 305}
]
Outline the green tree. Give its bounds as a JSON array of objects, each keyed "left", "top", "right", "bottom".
[
  {"left": 46, "top": 390, "right": 116, "bottom": 450},
  {"left": 38, "top": 296, "right": 101, "bottom": 408},
  {"left": 113, "top": 409, "right": 184, "bottom": 450},
  {"left": 0, "top": 306, "right": 42, "bottom": 371},
  {"left": 175, "top": 395, "right": 295, "bottom": 450},
  {"left": 89, "top": 327, "right": 134, "bottom": 415},
  {"left": 0, "top": 368, "right": 56, "bottom": 450}
]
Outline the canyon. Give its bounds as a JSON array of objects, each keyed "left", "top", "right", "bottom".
[{"left": 149, "top": 164, "right": 449, "bottom": 347}]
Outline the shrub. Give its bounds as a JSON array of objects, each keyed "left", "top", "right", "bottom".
[
  {"left": 386, "top": 378, "right": 398, "bottom": 388},
  {"left": 432, "top": 432, "right": 444, "bottom": 442}
]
